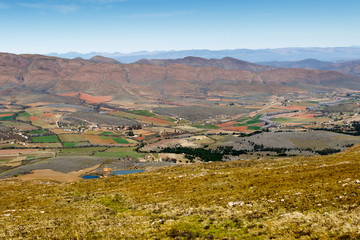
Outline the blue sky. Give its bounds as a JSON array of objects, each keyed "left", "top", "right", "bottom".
[{"left": 0, "top": 0, "right": 359, "bottom": 54}]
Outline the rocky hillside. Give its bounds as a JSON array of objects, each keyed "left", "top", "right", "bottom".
[
  {"left": 136, "top": 56, "right": 275, "bottom": 72},
  {"left": 1, "top": 53, "right": 359, "bottom": 99},
  {"left": 259, "top": 59, "right": 360, "bottom": 77},
  {"left": 1, "top": 144, "right": 360, "bottom": 239}
]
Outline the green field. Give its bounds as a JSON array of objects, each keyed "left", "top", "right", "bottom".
[
  {"left": 236, "top": 116, "right": 252, "bottom": 123},
  {"left": 105, "top": 147, "right": 137, "bottom": 152},
  {"left": 129, "top": 109, "right": 157, "bottom": 117},
  {"left": 192, "top": 124, "right": 219, "bottom": 129},
  {"left": 129, "top": 109, "right": 177, "bottom": 122},
  {"left": 99, "top": 136, "right": 129, "bottom": 144},
  {"left": 93, "top": 147, "right": 144, "bottom": 158},
  {"left": 245, "top": 115, "right": 262, "bottom": 124},
  {"left": 63, "top": 142, "right": 76, "bottom": 148},
  {"left": 247, "top": 126, "right": 261, "bottom": 130},
  {"left": 0, "top": 116, "right": 14, "bottom": 121},
  {"left": 17, "top": 112, "right": 32, "bottom": 117},
  {"left": 99, "top": 132, "right": 115, "bottom": 136},
  {"left": 29, "top": 129, "right": 48, "bottom": 135},
  {"left": 32, "top": 135, "right": 60, "bottom": 143},
  {"left": 58, "top": 147, "right": 107, "bottom": 156}
]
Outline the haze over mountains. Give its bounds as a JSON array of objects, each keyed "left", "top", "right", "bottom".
[
  {"left": 48, "top": 46, "right": 360, "bottom": 63},
  {"left": 1, "top": 52, "right": 360, "bottom": 102},
  {"left": 259, "top": 59, "right": 360, "bottom": 77}
]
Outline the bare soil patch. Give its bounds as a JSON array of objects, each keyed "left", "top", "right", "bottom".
[{"left": 16, "top": 164, "right": 100, "bottom": 182}]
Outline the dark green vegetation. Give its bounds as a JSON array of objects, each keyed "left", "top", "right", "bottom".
[
  {"left": 62, "top": 142, "right": 76, "bottom": 148},
  {"left": 1, "top": 145, "right": 360, "bottom": 239},
  {"left": 100, "top": 136, "right": 129, "bottom": 144},
  {"left": 247, "top": 125, "right": 261, "bottom": 130},
  {"left": 0, "top": 116, "right": 14, "bottom": 121},
  {"left": 129, "top": 109, "right": 157, "bottom": 117},
  {"left": 244, "top": 114, "right": 262, "bottom": 124},
  {"left": 29, "top": 129, "right": 47, "bottom": 135},
  {"left": 234, "top": 115, "right": 262, "bottom": 127},
  {"left": 161, "top": 147, "right": 223, "bottom": 162},
  {"left": 94, "top": 147, "right": 144, "bottom": 158},
  {"left": 32, "top": 135, "right": 60, "bottom": 143},
  {"left": 17, "top": 112, "right": 31, "bottom": 117},
  {"left": 99, "top": 131, "right": 115, "bottom": 135}
]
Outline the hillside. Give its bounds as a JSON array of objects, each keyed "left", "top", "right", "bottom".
[
  {"left": 258, "top": 59, "right": 331, "bottom": 70},
  {"left": 1, "top": 53, "right": 360, "bottom": 101},
  {"left": 259, "top": 59, "right": 360, "bottom": 77},
  {"left": 1, "top": 145, "right": 360, "bottom": 239},
  {"left": 323, "top": 60, "right": 360, "bottom": 77},
  {"left": 136, "top": 56, "right": 275, "bottom": 72}
]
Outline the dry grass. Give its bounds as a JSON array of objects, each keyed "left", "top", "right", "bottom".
[{"left": 1, "top": 145, "right": 360, "bottom": 239}]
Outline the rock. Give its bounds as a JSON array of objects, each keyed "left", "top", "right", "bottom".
[{"left": 227, "top": 201, "right": 244, "bottom": 207}]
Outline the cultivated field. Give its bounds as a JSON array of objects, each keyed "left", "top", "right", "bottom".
[{"left": 153, "top": 105, "right": 251, "bottom": 121}]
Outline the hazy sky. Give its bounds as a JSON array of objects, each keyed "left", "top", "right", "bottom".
[{"left": 0, "top": 0, "right": 359, "bottom": 54}]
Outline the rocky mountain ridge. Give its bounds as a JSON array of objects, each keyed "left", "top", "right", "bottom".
[{"left": 1, "top": 53, "right": 359, "bottom": 100}]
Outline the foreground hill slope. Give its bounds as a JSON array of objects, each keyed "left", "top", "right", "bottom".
[
  {"left": 1, "top": 53, "right": 360, "bottom": 99},
  {"left": 1, "top": 145, "right": 360, "bottom": 239}
]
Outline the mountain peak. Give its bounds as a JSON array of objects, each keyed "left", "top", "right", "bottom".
[{"left": 89, "top": 55, "right": 120, "bottom": 64}]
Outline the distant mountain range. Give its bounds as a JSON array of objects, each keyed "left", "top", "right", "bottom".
[
  {"left": 2, "top": 53, "right": 360, "bottom": 102},
  {"left": 47, "top": 46, "right": 360, "bottom": 63},
  {"left": 258, "top": 59, "right": 360, "bottom": 77}
]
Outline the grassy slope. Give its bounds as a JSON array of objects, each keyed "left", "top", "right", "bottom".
[{"left": 1, "top": 146, "right": 360, "bottom": 239}]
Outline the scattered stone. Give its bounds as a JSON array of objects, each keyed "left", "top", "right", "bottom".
[{"left": 227, "top": 201, "right": 244, "bottom": 207}]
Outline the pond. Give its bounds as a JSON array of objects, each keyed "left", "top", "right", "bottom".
[
  {"left": 82, "top": 170, "right": 145, "bottom": 179},
  {"left": 82, "top": 175, "right": 99, "bottom": 179},
  {"left": 113, "top": 170, "right": 145, "bottom": 175}
]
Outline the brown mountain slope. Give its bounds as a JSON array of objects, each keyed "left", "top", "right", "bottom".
[
  {"left": 321, "top": 60, "right": 360, "bottom": 77},
  {"left": 89, "top": 55, "right": 121, "bottom": 64},
  {"left": 0, "top": 53, "right": 359, "bottom": 100},
  {"left": 259, "top": 59, "right": 360, "bottom": 77},
  {"left": 136, "top": 56, "right": 275, "bottom": 72}
]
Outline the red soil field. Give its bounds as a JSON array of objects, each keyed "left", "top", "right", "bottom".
[
  {"left": 80, "top": 93, "right": 113, "bottom": 104},
  {"left": 0, "top": 113, "right": 14, "bottom": 117},
  {"left": 58, "top": 92, "right": 80, "bottom": 97},
  {"left": 221, "top": 126, "right": 248, "bottom": 132},
  {"left": 215, "top": 121, "right": 238, "bottom": 128},
  {"left": 57, "top": 92, "right": 113, "bottom": 104},
  {"left": 42, "top": 113, "right": 55, "bottom": 118},
  {"left": 30, "top": 116, "right": 40, "bottom": 121}
]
